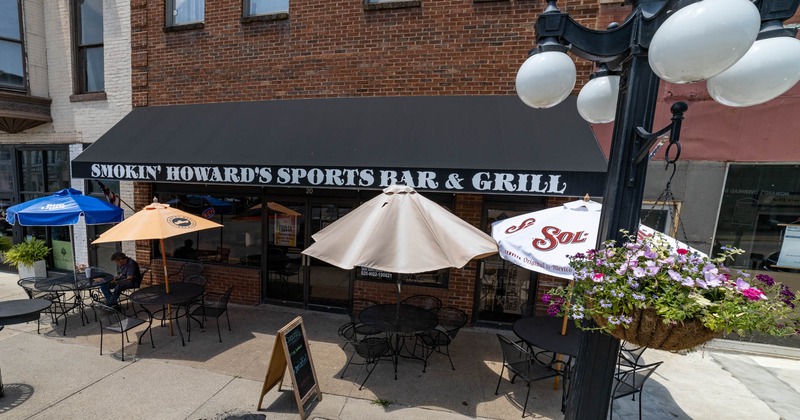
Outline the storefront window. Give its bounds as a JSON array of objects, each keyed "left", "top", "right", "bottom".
[
  {"left": 156, "top": 193, "right": 263, "bottom": 267},
  {"left": 713, "top": 164, "right": 800, "bottom": 271},
  {"left": 713, "top": 164, "right": 800, "bottom": 348}
]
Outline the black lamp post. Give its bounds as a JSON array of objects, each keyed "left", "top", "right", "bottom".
[{"left": 514, "top": 0, "right": 800, "bottom": 418}]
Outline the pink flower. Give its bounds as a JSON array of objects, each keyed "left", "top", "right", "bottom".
[
  {"left": 741, "top": 287, "right": 766, "bottom": 301},
  {"left": 593, "top": 273, "right": 605, "bottom": 282},
  {"left": 676, "top": 248, "right": 689, "bottom": 255}
]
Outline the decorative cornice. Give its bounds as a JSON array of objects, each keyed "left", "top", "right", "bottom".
[{"left": 0, "top": 91, "right": 52, "bottom": 134}]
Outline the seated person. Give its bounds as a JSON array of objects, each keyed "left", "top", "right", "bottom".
[
  {"left": 99, "top": 252, "right": 141, "bottom": 307},
  {"left": 173, "top": 239, "right": 198, "bottom": 260}
]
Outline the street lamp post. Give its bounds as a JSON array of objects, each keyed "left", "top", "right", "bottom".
[{"left": 515, "top": 0, "right": 800, "bottom": 418}]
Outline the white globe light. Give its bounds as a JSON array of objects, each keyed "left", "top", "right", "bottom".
[
  {"left": 515, "top": 51, "right": 576, "bottom": 109},
  {"left": 648, "top": 0, "right": 760, "bottom": 84},
  {"left": 577, "top": 75, "right": 620, "bottom": 123},
  {"left": 707, "top": 36, "right": 800, "bottom": 107}
]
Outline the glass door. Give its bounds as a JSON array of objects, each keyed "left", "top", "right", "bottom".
[
  {"left": 264, "top": 200, "right": 306, "bottom": 306},
  {"left": 477, "top": 204, "right": 544, "bottom": 325},
  {"left": 307, "top": 202, "right": 352, "bottom": 311}
]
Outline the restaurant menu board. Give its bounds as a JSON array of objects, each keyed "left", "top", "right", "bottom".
[
  {"left": 257, "top": 316, "right": 321, "bottom": 419},
  {"left": 777, "top": 225, "right": 800, "bottom": 269}
]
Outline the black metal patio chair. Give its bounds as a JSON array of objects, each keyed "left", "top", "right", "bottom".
[
  {"left": 495, "top": 334, "right": 561, "bottom": 418},
  {"left": 610, "top": 361, "right": 663, "bottom": 420},
  {"left": 414, "top": 306, "right": 468, "bottom": 371},
  {"left": 338, "top": 322, "right": 393, "bottom": 390},
  {"left": 91, "top": 302, "right": 154, "bottom": 361},
  {"left": 187, "top": 286, "right": 234, "bottom": 342}
]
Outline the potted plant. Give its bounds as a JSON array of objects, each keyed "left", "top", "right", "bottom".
[
  {"left": 3, "top": 237, "right": 51, "bottom": 279},
  {"left": 544, "top": 231, "right": 800, "bottom": 351}
]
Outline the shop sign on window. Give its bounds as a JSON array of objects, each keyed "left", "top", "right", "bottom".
[
  {"left": 777, "top": 225, "right": 800, "bottom": 269},
  {"left": 274, "top": 215, "right": 297, "bottom": 247}
]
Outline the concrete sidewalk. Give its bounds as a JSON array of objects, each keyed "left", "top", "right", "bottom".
[{"left": 1, "top": 272, "right": 799, "bottom": 420}]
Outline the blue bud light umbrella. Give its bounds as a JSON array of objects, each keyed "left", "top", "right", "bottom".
[{"left": 6, "top": 188, "right": 124, "bottom": 280}]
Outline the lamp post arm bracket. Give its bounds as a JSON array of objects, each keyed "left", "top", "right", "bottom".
[{"left": 634, "top": 101, "right": 688, "bottom": 166}]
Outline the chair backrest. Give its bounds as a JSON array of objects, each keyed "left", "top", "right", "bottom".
[
  {"left": 17, "top": 278, "right": 37, "bottom": 298},
  {"left": 182, "top": 262, "right": 205, "bottom": 278},
  {"left": 401, "top": 294, "right": 442, "bottom": 312},
  {"left": 338, "top": 322, "right": 358, "bottom": 344},
  {"left": 437, "top": 307, "right": 468, "bottom": 338},
  {"left": 185, "top": 274, "right": 207, "bottom": 289},
  {"left": 618, "top": 341, "right": 647, "bottom": 368},
  {"left": 350, "top": 299, "right": 378, "bottom": 323},
  {"left": 134, "top": 268, "right": 150, "bottom": 288},
  {"left": 497, "top": 334, "right": 531, "bottom": 370},
  {"left": 208, "top": 286, "right": 234, "bottom": 310},
  {"left": 613, "top": 361, "right": 662, "bottom": 400},
  {"left": 91, "top": 302, "right": 126, "bottom": 329},
  {"left": 519, "top": 302, "right": 535, "bottom": 318}
]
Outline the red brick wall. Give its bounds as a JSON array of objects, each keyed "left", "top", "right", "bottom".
[
  {"left": 131, "top": 182, "right": 261, "bottom": 305},
  {"left": 130, "top": 0, "right": 601, "bottom": 107}
]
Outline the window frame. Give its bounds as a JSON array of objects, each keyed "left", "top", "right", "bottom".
[
  {"left": 243, "top": 0, "right": 289, "bottom": 18},
  {"left": 71, "top": 0, "right": 104, "bottom": 94},
  {"left": 166, "top": 0, "right": 205, "bottom": 28},
  {"left": 0, "top": 0, "right": 26, "bottom": 92}
]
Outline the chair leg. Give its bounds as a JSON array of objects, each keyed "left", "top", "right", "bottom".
[
  {"left": 495, "top": 364, "right": 506, "bottom": 395},
  {"left": 120, "top": 331, "right": 125, "bottom": 361},
  {"left": 522, "top": 382, "right": 531, "bottom": 418},
  {"left": 216, "top": 317, "right": 222, "bottom": 343},
  {"left": 445, "top": 345, "right": 455, "bottom": 370},
  {"left": 99, "top": 328, "right": 104, "bottom": 356},
  {"left": 359, "top": 359, "right": 379, "bottom": 390},
  {"left": 225, "top": 311, "right": 231, "bottom": 331},
  {"left": 638, "top": 391, "right": 643, "bottom": 420}
]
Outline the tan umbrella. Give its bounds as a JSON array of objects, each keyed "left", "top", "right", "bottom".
[
  {"left": 92, "top": 199, "right": 222, "bottom": 293},
  {"left": 304, "top": 185, "right": 497, "bottom": 273},
  {"left": 302, "top": 185, "right": 497, "bottom": 309}
]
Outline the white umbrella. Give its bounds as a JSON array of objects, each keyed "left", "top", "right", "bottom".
[
  {"left": 492, "top": 199, "right": 603, "bottom": 280},
  {"left": 303, "top": 185, "right": 497, "bottom": 273},
  {"left": 302, "top": 185, "right": 498, "bottom": 308},
  {"left": 491, "top": 199, "right": 706, "bottom": 280}
]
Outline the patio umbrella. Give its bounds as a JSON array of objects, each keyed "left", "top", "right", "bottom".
[
  {"left": 302, "top": 185, "right": 498, "bottom": 311},
  {"left": 92, "top": 199, "right": 222, "bottom": 293},
  {"left": 491, "top": 198, "right": 706, "bottom": 281},
  {"left": 5, "top": 188, "right": 124, "bottom": 280}
]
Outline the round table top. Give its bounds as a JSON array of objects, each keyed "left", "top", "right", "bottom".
[
  {"left": 359, "top": 303, "right": 438, "bottom": 335},
  {"left": 0, "top": 299, "right": 52, "bottom": 326},
  {"left": 513, "top": 316, "right": 581, "bottom": 358},
  {"left": 34, "top": 272, "right": 114, "bottom": 291},
  {"left": 130, "top": 282, "right": 203, "bottom": 306}
]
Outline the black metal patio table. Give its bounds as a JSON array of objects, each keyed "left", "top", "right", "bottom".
[
  {"left": 359, "top": 303, "right": 438, "bottom": 379},
  {"left": 34, "top": 272, "right": 115, "bottom": 331},
  {"left": 130, "top": 282, "right": 203, "bottom": 347},
  {"left": 0, "top": 298, "right": 52, "bottom": 397}
]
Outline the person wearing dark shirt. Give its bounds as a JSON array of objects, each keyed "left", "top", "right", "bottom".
[
  {"left": 99, "top": 252, "right": 141, "bottom": 306},
  {"left": 174, "top": 239, "right": 197, "bottom": 260}
]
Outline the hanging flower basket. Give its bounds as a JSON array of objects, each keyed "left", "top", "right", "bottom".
[
  {"left": 542, "top": 230, "right": 800, "bottom": 351},
  {"left": 592, "top": 307, "right": 718, "bottom": 351}
]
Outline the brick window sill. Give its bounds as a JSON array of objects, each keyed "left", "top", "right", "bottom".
[
  {"left": 164, "top": 22, "right": 204, "bottom": 33},
  {"left": 363, "top": 0, "right": 421, "bottom": 11},
  {"left": 69, "top": 92, "right": 107, "bottom": 102},
  {"left": 241, "top": 13, "right": 289, "bottom": 24}
]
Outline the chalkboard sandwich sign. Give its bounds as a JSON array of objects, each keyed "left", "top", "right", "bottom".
[{"left": 258, "top": 316, "right": 321, "bottom": 419}]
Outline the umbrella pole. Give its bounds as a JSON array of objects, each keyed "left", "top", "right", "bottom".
[
  {"left": 554, "top": 279, "right": 574, "bottom": 390},
  {"left": 396, "top": 276, "right": 402, "bottom": 319},
  {"left": 160, "top": 239, "right": 174, "bottom": 335},
  {"left": 70, "top": 225, "right": 78, "bottom": 283}
]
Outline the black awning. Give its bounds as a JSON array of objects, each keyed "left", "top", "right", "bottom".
[{"left": 72, "top": 95, "right": 607, "bottom": 196}]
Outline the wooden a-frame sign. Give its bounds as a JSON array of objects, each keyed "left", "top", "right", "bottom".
[{"left": 257, "top": 316, "right": 321, "bottom": 419}]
